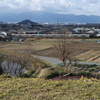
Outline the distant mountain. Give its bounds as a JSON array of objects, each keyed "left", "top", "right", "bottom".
[
  {"left": 0, "top": 11, "right": 100, "bottom": 23},
  {"left": 17, "top": 19, "right": 38, "bottom": 25},
  {"left": 0, "top": 21, "right": 3, "bottom": 24}
]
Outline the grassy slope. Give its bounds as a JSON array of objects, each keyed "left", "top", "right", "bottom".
[{"left": 0, "top": 77, "right": 100, "bottom": 100}]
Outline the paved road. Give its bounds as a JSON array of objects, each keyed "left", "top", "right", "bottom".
[{"left": 32, "top": 55, "right": 100, "bottom": 65}]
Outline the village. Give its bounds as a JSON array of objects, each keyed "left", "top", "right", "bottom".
[{"left": 1, "top": 20, "right": 100, "bottom": 41}]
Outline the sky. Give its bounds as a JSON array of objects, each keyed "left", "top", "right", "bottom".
[{"left": 0, "top": 0, "right": 100, "bottom": 16}]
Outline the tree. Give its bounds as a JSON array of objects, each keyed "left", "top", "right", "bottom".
[
  {"left": 2, "top": 51, "right": 33, "bottom": 77},
  {"left": 14, "top": 52, "right": 33, "bottom": 76},
  {"left": 53, "top": 26, "right": 72, "bottom": 67}
]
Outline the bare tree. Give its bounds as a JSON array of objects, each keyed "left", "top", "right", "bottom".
[
  {"left": 53, "top": 26, "right": 72, "bottom": 67},
  {"left": 2, "top": 51, "right": 33, "bottom": 77},
  {"left": 2, "top": 54, "right": 14, "bottom": 74},
  {"left": 14, "top": 52, "right": 33, "bottom": 76}
]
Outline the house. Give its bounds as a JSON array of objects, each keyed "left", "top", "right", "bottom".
[
  {"left": 72, "top": 27, "right": 94, "bottom": 34},
  {"left": 0, "top": 31, "right": 12, "bottom": 41},
  {"left": 71, "top": 27, "right": 97, "bottom": 38},
  {"left": 96, "top": 34, "right": 100, "bottom": 37}
]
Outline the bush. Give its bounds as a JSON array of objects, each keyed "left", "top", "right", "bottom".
[
  {"left": 88, "top": 68, "right": 94, "bottom": 72},
  {"left": 85, "top": 64, "right": 97, "bottom": 68},
  {"left": 37, "top": 67, "right": 64, "bottom": 79},
  {"left": 56, "top": 63, "right": 64, "bottom": 67},
  {"left": 26, "top": 69, "right": 36, "bottom": 76},
  {"left": 21, "top": 69, "right": 36, "bottom": 77},
  {"left": 44, "top": 71, "right": 59, "bottom": 79},
  {"left": 79, "top": 71, "right": 90, "bottom": 76},
  {"left": 31, "top": 68, "right": 41, "bottom": 78},
  {"left": 76, "top": 64, "right": 97, "bottom": 68}
]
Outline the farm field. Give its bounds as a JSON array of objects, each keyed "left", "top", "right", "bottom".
[
  {"left": 0, "top": 39, "right": 100, "bottom": 100},
  {"left": 0, "top": 38, "right": 100, "bottom": 62}
]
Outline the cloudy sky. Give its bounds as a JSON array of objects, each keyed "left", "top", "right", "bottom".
[{"left": 0, "top": 0, "right": 100, "bottom": 15}]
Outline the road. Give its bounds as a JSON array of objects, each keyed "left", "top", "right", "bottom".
[{"left": 32, "top": 55, "right": 100, "bottom": 65}]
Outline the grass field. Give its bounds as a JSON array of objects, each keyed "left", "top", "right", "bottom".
[
  {"left": 1, "top": 38, "right": 100, "bottom": 62},
  {"left": 0, "top": 76, "right": 100, "bottom": 100}
]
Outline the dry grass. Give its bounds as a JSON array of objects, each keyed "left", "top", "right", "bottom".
[
  {"left": 75, "top": 50, "right": 100, "bottom": 61},
  {"left": 1, "top": 39, "right": 100, "bottom": 62},
  {"left": 0, "top": 40, "right": 53, "bottom": 51},
  {"left": 0, "top": 77, "right": 100, "bottom": 100}
]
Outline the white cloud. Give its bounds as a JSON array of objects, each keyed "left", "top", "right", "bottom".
[
  {"left": 82, "top": 0, "right": 98, "bottom": 3},
  {"left": 0, "top": 0, "right": 100, "bottom": 15}
]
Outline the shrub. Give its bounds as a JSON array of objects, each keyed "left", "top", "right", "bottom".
[
  {"left": 31, "top": 68, "right": 41, "bottom": 78},
  {"left": 21, "top": 69, "right": 36, "bottom": 77},
  {"left": 44, "top": 71, "right": 59, "bottom": 79},
  {"left": 85, "top": 64, "right": 97, "bottom": 68},
  {"left": 88, "top": 68, "right": 94, "bottom": 72},
  {"left": 56, "top": 63, "right": 64, "bottom": 67},
  {"left": 26, "top": 69, "right": 36, "bottom": 76},
  {"left": 79, "top": 71, "right": 90, "bottom": 76}
]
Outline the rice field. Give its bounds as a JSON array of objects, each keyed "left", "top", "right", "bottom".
[{"left": 1, "top": 39, "right": 100, "bottom": 62}]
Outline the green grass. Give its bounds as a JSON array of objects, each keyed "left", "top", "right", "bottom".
[{"left": 0, "top": 77, "right": 100, "bottom": 100}]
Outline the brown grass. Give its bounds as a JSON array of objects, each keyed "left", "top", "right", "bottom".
[{"left": 1, "top": 39, "right": 100, "bottom": 62}]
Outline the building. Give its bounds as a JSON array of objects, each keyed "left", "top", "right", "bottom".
[{"left": 0, "top": 31, "right": 12, "bottom": 41}]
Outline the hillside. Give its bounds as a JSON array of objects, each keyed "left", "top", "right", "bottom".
[
  {"left": 0, "top": 77, "right": 100, "bottom": 100},
  {"left": 17, "top": 19, "right": 39, "bottom": 25},
  {"left": 0, "top": 21, "right": 3, "bottom": 24}
]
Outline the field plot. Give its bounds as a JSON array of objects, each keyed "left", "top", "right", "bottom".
[
  {"left": 0, "top": 40, "right": 53, "bottom": 51},
  {"left": 33, "top": 41, "right": 100, "bottom": 63},
  {"left": 0, "top": 39, "right": 100, "bottom": 62},
  {"left": 75, "top": 50, "right": 100, "bottom": 61}
]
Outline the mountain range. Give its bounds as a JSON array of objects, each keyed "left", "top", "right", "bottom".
[{"left": 0, "top": 11, "right": 100, "bottom": 23}]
